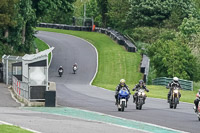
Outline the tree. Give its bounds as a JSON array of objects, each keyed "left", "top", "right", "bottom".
[
  {"left": 39, "top": 0, "right": 75, "bottom": 24},
  {"left": 107, "top": 0, "right": 130, "bottom": 30},
  {"left": 0, "top": 0, "right": 18, "bottom": 46},
  {"left": 96, "top": 0, "right": 108, "bottom": 27},
  {"left": 127, "top": 0, "right": 198, "bottom": 28},
  {"left": 86, "top": 0, "right": 102, "bottom": 26},
  {"left": 0, "top": 0, "right": 17, "bottom": 28},
  {"left": 147, "top": 38, "right": 200, "bottom": 81},
  {"left": 179, "top": 15, "right": 200, "bottom": 39},
  {"left": 0, "top": 0, "right": 75, "bottom": 57}
]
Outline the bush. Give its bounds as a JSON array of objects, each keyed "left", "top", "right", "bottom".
[
  {"left": 127, "top": 27, "right": 176, "bottom": 44},
  {"left": 147, "top": 38, "right": 200, "bottom": 81}
]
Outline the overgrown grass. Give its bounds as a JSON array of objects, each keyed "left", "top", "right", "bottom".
[
  {"left": 36, "top": 27, "right": 198, "bottom": 103},
  {"left": 37, "top": 27, "right": 143, "bottom": 90},
  {"left": 0, "top": 125, "right": 32, "bottom": 133},
  {"left": 34, "top": 38, "right": 51, "bottom": 64}
]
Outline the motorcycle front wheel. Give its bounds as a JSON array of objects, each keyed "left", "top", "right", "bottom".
[
  {"left": 121, "top": 101, "right": 125, "bottom": 112},
  {"left": 174, "top": 98, "right": 178, "bottom": 109}
]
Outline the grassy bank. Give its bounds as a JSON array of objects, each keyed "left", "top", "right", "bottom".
[
  {"left": 34, "top": 38, "right": 51, "bottom": 63},
  {"left": 147, "top": 85, "right": 197, "bottom": 103},
  {"left": 37, "top": 27, "right": 143, "bottom": 90},
  {"left": 0, "top": 125, "right": 32, "bottom": 133},
  {"left": 36, "top": 27, "right": 197, "bottom": 103}
]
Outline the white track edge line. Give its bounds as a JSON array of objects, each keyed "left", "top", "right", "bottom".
[
  {"left": 0, "top": 120, "right": 41, "bottom": 133},
  {"left": 38, "top": 30, "right": 190, "bottom": 133},
  {"left": 68, "top": 106, "right": 189, "bottom": 133},
  {"left": 28, "top": 109, "right": 150, "bottom": 133}
]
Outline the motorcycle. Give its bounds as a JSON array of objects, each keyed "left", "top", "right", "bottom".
[
  {"left": 193, "top": 93, "right": 200, "bottom": 121},
  {"left": 135, "top": 89, "right": 146, "bottom": 110},
  {"left": 73, "top": 66, "right": 77, "bottom": 74},
  {"left": 169, "top": 87, "right": 180, "bottom": 109},
  {"left": 117, "top": 87, "right": 129, "bottom": 112},
  {"left": 58, "top": 69, "right": 63, "bottom": 77}
]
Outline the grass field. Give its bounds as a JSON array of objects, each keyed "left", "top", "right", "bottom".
[
  {"left": 0, "top": 125, "right": 32, "bottom": 133},
  {"left": 147, "top": 85, "right": 197, "bottom": 103},
  {"left": 34, "top": 38, "right": 51, "bottom": 64},
  {"left": 37, "top": 27, "right": 143, "bottom": 90},
  {"left": 36, "top": 27, "right": 198, "bottom": 103}
]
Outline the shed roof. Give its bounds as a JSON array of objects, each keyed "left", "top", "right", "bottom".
[{"left": 22, "top": 47, "right": 54, "bottom": 61}]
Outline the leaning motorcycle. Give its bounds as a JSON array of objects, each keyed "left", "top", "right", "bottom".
[
  {"left": 117, "top": 87, "right": 129, "bottom": 112},
  {"left": 73, "top": 66, "right": 77, "bottom": 74},
  {"left": 194, "top": 93, "right": 200, "bottom": 121},
  {"left": 169, "top": 87, "right": 180, "bottom": 109},
  {"left": 135, "top": 89, "right": 146, "bottom": 110},
  {"left": 58, "top": 69, "right": 63, "bottom": 77}
]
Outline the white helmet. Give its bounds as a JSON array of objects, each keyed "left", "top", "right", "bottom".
[{"left": 173, "top": 77, "right": 178, "bottom": 82}]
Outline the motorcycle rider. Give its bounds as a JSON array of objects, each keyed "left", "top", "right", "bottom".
[
  {"left": 58, "top": 66, "right": 64, "bottom": 73},
  {"left": 73, "top": 63, "right": 78, "bottom": 68},
  {"left": 166, "top": 77, "right": 182, "bottom": 103},
  {"left": 194, "top": 89, "right": 200, "bottom": 113},
  {"left": 115, "top": 79, "right": 131, "bottom": 105},
  {"left": 132, "top": 80, "right": 149, "bottom": 103}
]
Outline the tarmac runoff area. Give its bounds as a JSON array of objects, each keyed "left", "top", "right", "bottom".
[{"left": 23, "top": 107, "right": 187, "bottom": 133}]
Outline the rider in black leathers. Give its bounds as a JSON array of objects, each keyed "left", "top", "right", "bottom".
[
  {"left": 166, "top": 77, "right": 182, "bottom": 103},
  {"left": 115, "top": 79, "right": 131, "bottom": 105},
  {"left": 58, "top": 66, "right": 64, "bottom": 74},
  {"left": 194, "top": 89, "right": 200, "bottom": 112},
  {"left": 132, "top": 80, "right": 149, "bottom": 103}
]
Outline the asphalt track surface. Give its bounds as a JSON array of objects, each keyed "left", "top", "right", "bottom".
[{"left": 35, "top": 31, "right": 200, "bottom": 133}]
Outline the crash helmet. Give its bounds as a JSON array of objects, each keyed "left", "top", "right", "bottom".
[
  {"left": 196, "top": 89, "right": 200, "bottom": 97},
  {"left": 173, "top": 77, "right": 179, "bottom": 83},
  {"left": 120, "top": 79, "right": 125, "bottom": 86},
  {"left": 139, "top": 80, "right": 144, "bottom": 87}
]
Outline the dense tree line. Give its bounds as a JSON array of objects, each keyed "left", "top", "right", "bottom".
[
  {"left": 0, "top": 0, "right": 75, "bottom": 56},
  {"left": 82, "top": 0, "right": 200, "bottom": 81},
  {"left": 1, "top": 0, "right": 200, "bottom": 81}
]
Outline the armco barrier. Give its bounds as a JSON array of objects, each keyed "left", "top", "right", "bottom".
[
  {"left": 38, "top": 23, "right": 137, "bottom": 52},
  {"left": 152, "top": 77, "right": 193, "bottom": 91}
]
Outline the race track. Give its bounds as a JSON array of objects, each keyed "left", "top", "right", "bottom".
[{"left": 36, "top": 31, "right": 200, "bottom": 133}]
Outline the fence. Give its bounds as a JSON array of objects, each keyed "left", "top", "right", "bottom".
[
  {"left": 152, "top": 77, "right": 193, "bottom": 91},
  {"left": 13, "top": 76, "right": 29, "bottom": 100},
  {"left": 38, "top": 23, "right": 137, "bottom": 52}
]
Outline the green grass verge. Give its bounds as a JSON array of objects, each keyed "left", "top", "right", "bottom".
[
  {"left": 34, "top": 37, "right": 51, "bottom": 64},
  {"left": 0, "top": 125, "right": 32, "bottom": 133},
  {"left": 36, "top": 27, "right": 197, "bottom": 103},
  {"left": 36, "top": 27, "right": 143, "bottom": 90},
  {"left": 147, "top": 85, "right": 197, "bottom": 103}
]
